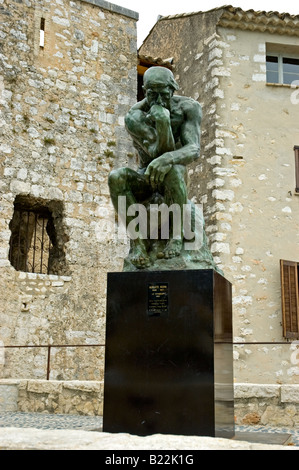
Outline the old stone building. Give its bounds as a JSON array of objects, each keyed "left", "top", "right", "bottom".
[
  {"left": 139, "top": 5, "right": 299, "bottom": 424},
  {"left": 0, "top": 0, "right": 138, "bottom": 413}
]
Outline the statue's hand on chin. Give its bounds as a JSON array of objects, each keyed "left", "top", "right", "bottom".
[{"left": 148, "top": 105, "right": 170, "bottom": 124}]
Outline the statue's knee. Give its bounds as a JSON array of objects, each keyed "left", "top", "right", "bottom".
[
  {"left": 108, "top": 168, "right": 128, "bottom": 192},
  {"left": 108, "top": 170, "right": 118, "bottom": 192},
  {"left": 166, "top": 165, "right": 187, "bottom": 184}
]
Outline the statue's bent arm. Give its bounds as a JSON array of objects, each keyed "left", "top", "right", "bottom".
[{"left": 170, "top": 100, "right": 202, "bottom": 167}]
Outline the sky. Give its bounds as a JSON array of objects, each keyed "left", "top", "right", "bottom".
[{"left": 113, "top": 0, "right": 299, "bottom": 47}]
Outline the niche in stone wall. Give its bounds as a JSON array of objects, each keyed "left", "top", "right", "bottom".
[{"left": 8, "top": 195, "right": 69, "bottom": 276}]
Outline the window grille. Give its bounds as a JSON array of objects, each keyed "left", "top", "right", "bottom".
[{"left": 9, "top": 207, "right": 54, "bottom": 275}]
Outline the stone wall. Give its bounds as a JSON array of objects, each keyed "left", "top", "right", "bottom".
[
  {"left": 0, "top": 379, "right": 104, "bottom": 415},
  {"left": 0, "top": 0, "right": 138, "bottom": 380},
  {"left": 1, "top": 379, "right": 299, "bottom": 427},
  {"left": 235, "top": 384, "right": 299, "bottom": 427}
]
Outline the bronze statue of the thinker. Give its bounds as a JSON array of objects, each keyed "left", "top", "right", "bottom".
[{"left": 108, "top": 66, "right": 218, "bottom": 273}]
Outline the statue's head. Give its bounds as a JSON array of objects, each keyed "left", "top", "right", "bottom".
[{"left": 143, "top": 67, "right": 179, "bottom": 109}]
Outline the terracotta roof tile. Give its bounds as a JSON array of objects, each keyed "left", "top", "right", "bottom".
[{"left": 158, "top": 5, "right": 299, "bottom": 36}]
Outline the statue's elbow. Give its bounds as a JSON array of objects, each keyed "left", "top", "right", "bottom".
[
  {"left": 124, "top": 112, "right": 133, "bottom": 132},
  {"left": 192, "top": 143, "right": 200, "bottom": 159},
  {"left": 125, "top": 111, "right": 139, "bottom": 135}
]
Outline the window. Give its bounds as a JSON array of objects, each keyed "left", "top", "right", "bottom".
[
  {"left": 280, "top": 260, "right": 299, "bottom": 339},
  {"left": 266, "top": 55, "right": 279, "bottom": 84},
  {"left": 295, "top": 146, "right": 299, "bottom": 193},
  {"left": 8, "top": 196, "right": 67, "bottom": 275},
  {"left": 40, "top": 18, "right": 45, "bottom": 49},
  {"left": 266, "top": 53, "right": 299, "bottom": 85}
]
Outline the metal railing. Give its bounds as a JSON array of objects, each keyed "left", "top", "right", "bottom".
[
  {"left": 3, "top": 344, "right": 105, "bottom": 380},
  {"left": 2, "top": 341, "right": 294, "bottom": 381}
]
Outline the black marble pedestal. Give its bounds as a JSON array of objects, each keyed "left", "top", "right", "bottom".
[{"left": 103, "top": 270, "right": 234, "bottom": 438}]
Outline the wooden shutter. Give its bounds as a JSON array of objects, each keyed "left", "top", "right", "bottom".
[
  {"left": 295, "top": 146, "right": 299, "bottom": 193},
  {"left": 280, "top": 260, "right": 299, "bottom": 339}
]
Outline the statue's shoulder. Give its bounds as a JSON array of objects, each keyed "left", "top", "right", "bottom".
[
  {"left": 128, "top": 99, "right": 148, "bottom": 113},
  {"left": 125, "top": 99, "right": 148, "bottom": 128},
  {"left": 173, "top": 95, "right": 202, "bottom": 118}
]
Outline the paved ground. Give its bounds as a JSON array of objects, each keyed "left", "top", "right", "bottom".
[
  {"left": 0, "top": 412, "right": 299, "bottom": 450},
  {"left": 0, "top": 411, "right": 103, "bottom": 432}
]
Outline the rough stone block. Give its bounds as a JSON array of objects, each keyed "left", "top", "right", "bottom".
[
  {"left": 0, "top": 384, "right": 18, "bottom": 412},
  {"left": 281, "top": 385, "right": 299, "bottom": 403},
  {"left": 234, "top": 383, "right": 280, "bottom": 399},
  {"left": 27, "top": 380, "right": 62, "bottom": 394}
]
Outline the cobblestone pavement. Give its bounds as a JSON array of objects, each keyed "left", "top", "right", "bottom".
[
  {"left": 236, "top": 424, "right": 299, "bottom": 446},
  {"left": 0, "top": 412, "right": 103, "bottom": 431},
  {"left": 0, "top": 412, "right": 299, "bottom": 446}
]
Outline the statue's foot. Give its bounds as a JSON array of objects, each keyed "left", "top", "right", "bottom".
[
  {"left": 130, "top": 245, "right": 150, "bottom": 269},
  {"left": 164, "top": 239, "right": 183, "bottom": 259}
]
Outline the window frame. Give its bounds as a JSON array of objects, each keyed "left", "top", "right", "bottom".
[
  {"left": 266, "top": 52, "right": 299, "bottom": 86},
  {"left": 280, "top": 259, "right": 299, "bottom": 339}
]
